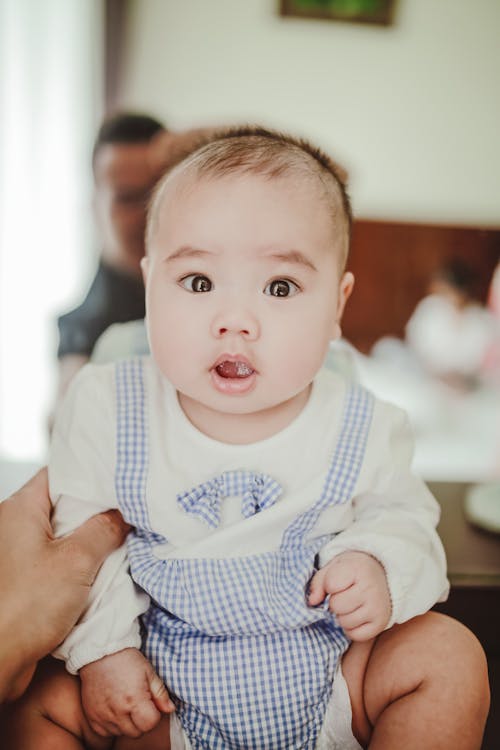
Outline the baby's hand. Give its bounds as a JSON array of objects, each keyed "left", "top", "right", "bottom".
[
  {"left": 308, "top": 551, "right": 392, "bottom": 641},
  {"left": 80, "top": 647, "right": 175, "bottom": 738}
]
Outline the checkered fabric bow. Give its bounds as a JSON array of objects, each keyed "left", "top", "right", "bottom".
[{"left": 176, "top": 470, "right": 283, "bottom": 529}]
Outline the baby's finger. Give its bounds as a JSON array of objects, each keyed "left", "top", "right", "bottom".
[
  {"left": 329, "top": 586, "right": 363, "bottom": 616},
  {"left": 88, "top": 720, "right": 110, "bottom": 738},
  {"left": 307, "top": 569, "right": 327, "bottom": 606},
  {"left": 89, "top": 718, "right": 121, "bottom": 737},
  {"left": 343, "top": 620, "right": 381, "bottom": 642},
  {"left": 336, "top": 605, "right": 369, "bottom": 633},
  {"left": 131, "top": 701, "right": 162, "bottom": 734},
  {"left": 148, "top": 669, "right": 175, "bottom": 713},
  {"left": 112, "top": 715, "right": 143, "bottom": 739},
  {"left": 322, "top": 557, "right": 356, "bottom": 594}
]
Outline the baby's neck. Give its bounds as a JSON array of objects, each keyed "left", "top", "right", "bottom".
[{"left": 178, "top": 386, "right": 312, "bottom": 445}]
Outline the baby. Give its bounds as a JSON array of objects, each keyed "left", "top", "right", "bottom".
[{"left": 15, "top": 128, "right": 453, "bottom": 749}]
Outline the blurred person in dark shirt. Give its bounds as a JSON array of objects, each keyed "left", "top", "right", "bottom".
[{"left": 56, "top": 112, "right": 166, "bottom": 401}]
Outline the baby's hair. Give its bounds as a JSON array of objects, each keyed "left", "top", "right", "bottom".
[{"left": 147, "top": 125, "right": 352, "bottom": 266}]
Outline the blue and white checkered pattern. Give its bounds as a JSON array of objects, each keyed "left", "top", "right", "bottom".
[
  {"left": 115, "top": 359, "right": 166, "bottom": 544},
  {"left": 283, "top": 384, "right": 373, "bottom": 550},
  {"left": 177, "top": 470, "right": 283, "bottom": 529},
  {"left": 115, "top": 358, "right": 150, "bottom": 529},
  {"left": 115, "top": 359, "right": 374, "bottom": 749}
]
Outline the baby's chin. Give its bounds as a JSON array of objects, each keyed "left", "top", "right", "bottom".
[{"left": 176, "top": 384, "right": 312, "bottom": 444}]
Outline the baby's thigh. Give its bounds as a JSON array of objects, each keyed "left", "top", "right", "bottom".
[
  {"left": 341, "top": 611, "right": 489, "bottom": 749},
  {"left": 1, "top": 656, "right": 111, "bottom": 750},
  {"left": 340, "top": 639, "right": 375, "bottom": 747}
]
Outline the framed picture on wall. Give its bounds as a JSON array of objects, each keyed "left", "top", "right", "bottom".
[{"left": 280, "top": 0, "right": 397, "bottom": 26}]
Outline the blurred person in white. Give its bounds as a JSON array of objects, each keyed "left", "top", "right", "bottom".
[
  {"left": 487, "top": 259, "right": 500, "bottom": 318},
  {"left": 7, "top": 128, "right": 488, "bottom": 750},
  {"left": 405, "top": 259, "right": 497, "bottom": 390},
  {"left": 482, "top": 257, "right": 500, "bottom": 381}
]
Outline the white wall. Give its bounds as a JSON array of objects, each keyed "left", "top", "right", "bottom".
[{"left": 121, "top": 0, "right": 500, "bottom": 226}]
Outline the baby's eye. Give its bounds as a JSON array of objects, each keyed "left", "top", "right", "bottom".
[
  {"left": 180, "top": 274, "right": 213, "bottom": 293},
  {"left": 264, "top": 279, "right": 300, "bottom": 298}
]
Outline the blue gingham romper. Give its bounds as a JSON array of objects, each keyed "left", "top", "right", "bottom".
[{"left": 114, "top": 359, "right": 374, "bottom": 750}]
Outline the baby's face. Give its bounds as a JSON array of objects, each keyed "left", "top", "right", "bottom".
[{"left": 143, "top": 171, "right": 353, "bottom": 438}]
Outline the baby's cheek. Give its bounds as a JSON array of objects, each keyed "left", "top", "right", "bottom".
[{"left": 280, "top": 349, "right": 322, "bottom": 394}]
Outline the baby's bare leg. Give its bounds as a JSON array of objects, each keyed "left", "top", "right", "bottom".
[
  {"left": 2, "top": 657, "right": 110, "bottom": 749},
  {"left": 342, "top": 612, "right": 490, "bottom": 750},
  {"left": 2, "top": 657, "right": 171, "bottom": 750}
]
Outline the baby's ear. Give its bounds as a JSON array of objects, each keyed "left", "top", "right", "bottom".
[
  {"left": 140, "top": 256, "right": 149, "bottom": 285},
  {"left": 332, "top": 272, "right": 354, "bottom": 340}
]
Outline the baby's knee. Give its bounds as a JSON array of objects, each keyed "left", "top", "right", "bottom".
[
  {"left": 1, "top": 657, "right": 111, "bottom": 750},
  {"left": 357, "top": 613, "right": 490, "bottom": 747},
  {"left": 375, "top": 612, "right": 490, "bottom": 708},
  {"left": 415, "top": 612, "right": 488, "bottom": 682},
  {"left": 25, "top": 656, "right": 83, "bottom": 722},
  {"left": 427, "top": 613, "right": 490, "bottom": 706}
]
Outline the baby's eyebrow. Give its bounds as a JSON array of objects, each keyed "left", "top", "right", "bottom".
[
  {"left": 164, "top": 245, "right": 214, "bottom": 263},
  {"left": 265, "top": 250, "right": 317, "bottom": 272},
  {"left": 163, "top": 245, "right": 317, "bottom": 271}
]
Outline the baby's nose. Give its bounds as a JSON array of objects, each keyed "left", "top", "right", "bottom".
[{"left": 210, "top": 309, "right": 260, "bottom": 340}]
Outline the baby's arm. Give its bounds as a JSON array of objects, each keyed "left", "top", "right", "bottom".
[
  {"left": 308, "top": 551, "right": 391, "bottom": 641},
  {"left": 80, "top": 647, "right": 174, "bottom": 738},
  {"left": 52, "top": 502, "right": 173, "bottom": 737},
  {"left": 49, "top": 367, "right": 148, "bottom": 671},
  {"left": 312, "top": 404, "right": 449, "bottom": 635},
  {"left": 49, "top": 365, "right": 174, "bottom": 735}
]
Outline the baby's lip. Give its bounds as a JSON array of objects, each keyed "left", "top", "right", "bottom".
[{"left": 212, "top": 355, "right": 256, "bottom": 379}]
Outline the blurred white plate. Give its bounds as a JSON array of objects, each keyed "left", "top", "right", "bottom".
[{"left": 464, "top": 482, "right": 500, "bottom": 534}]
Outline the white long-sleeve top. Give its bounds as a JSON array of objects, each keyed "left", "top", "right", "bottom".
[{"left": 49, "top": 359, "right": 449, "bottom": 673}]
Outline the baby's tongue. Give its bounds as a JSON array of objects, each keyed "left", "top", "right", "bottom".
[{"left": 216, "top": 361, "right": 253, "bottom": 378}]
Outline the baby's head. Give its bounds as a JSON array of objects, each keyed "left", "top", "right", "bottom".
[
  {"left": 142, "top": 127, "right": 355, "bottom": 441},
  {"left": 147, "top": 125, "right": 351, "bottom": 269}
]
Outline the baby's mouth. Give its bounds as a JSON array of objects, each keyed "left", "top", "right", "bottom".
[{"left": 215, "top": 360, "right": 255, "bottom": 379}]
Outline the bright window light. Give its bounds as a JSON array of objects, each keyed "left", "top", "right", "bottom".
[{"left": 0, "top": 0, "right": 103, "bottom": 462}]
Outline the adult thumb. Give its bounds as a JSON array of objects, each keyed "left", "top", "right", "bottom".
[{"left": 65, "top": 510, "right": 131, "bottom": 581}]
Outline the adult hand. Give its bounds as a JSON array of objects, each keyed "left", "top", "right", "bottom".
[{"left": 0, "top": 469, "right": 130, "bottom": 702}]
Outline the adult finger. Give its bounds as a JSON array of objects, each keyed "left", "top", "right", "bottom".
[
  {"left": 62, "top": 510, "right": 131, "bottom": 582},
  {"left": 5, "top": 467, "right": 50, "bottom": 518}
]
